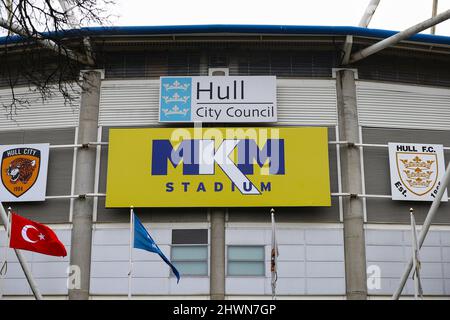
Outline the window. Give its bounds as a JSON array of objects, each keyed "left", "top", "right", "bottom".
[
  {"left": 171, "top": 229, "right": 208, "bottom": 276},
  {"left": 227, "top": 246, "right": 265, "bottom": 276}
]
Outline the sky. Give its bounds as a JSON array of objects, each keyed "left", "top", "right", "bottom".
[{"left": 109, "top": 0, "right": 450, "bottom": 36}]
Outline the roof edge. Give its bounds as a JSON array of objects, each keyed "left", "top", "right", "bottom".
[{"left": 1, "top": 24, "right": 450, "bottom": 46}]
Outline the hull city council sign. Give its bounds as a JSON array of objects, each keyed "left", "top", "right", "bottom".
[
  {"left": 159, "top": 76, "right": 277, "bottom": 123},
  {"left": 389, "top": 142, "right": 448, "bottom": 201},
  {"left": 106, "top": 127, "right": 331, "bottom": 207},
  {"left": 0, "top": 143, "right": 49, "bottom": 202}
]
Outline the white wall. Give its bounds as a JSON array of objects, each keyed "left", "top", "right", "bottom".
[
  {"left": 90, "top": 223, "right": 210, "bottom": 297},
  {"left": 225, "top": 223, "right": 345, "bottom": 297},
  {"left": 365, "top": 226, "right": 450, "bottom": 296},
  {"left": 0, "top": 227, "right": 71, "bottom": 296}
]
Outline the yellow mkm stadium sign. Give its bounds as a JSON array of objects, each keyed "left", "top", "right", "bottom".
[{"left": 106, "top": 127, "right": 331, "bottom": 207}]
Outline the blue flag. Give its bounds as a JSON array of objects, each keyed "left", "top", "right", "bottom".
[{"left": 133, "top": 214, "right": 181, "bottom": 283}]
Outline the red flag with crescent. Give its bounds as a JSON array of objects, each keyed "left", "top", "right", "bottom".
[{"left": 9, "top": 213, "right": 67, "bottom": 257}]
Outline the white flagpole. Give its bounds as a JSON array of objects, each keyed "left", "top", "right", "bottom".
[
  {"left": 128, "top": 206, "right": 134, "bottom": 299},
  {"left": 0, "top": 208, "right": 9, "bottom": 299},
  {"left": 270, "top": 208, "right": 278, "bottom": 300},
  {"left": 410, "top": 208, "right": 423, "bottom": 300},
  {"left": 0, "top": 202, "right": 42, "bottom": 299}
]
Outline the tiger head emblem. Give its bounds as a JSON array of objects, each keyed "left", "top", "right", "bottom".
[{"left": 6, "top": 158, "right": 36, "bottom": 184}]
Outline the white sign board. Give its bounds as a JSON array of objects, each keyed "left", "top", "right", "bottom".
[
  {"left": 159, "top": 76, "right": 277, "bottom": 123},
  {"left": 388, "top": 142, "right": 447, "bottom": 201},
  {"left": 0, "top": 143, "right": 49, "bottom": 202}
]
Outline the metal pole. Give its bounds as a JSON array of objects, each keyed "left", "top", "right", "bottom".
[
  {"left": 68, "top": 70, "right": 102, "bottom": 300},
  {"left": 335, "top": 69, "right": 368, "bottom": 299},
  {"left": 358, "top": 0, "right": 381, "bottom": 27},
  {"left": 349, "top": 9, "right": 450, "bottom": 64},
  {"left": 410, "top": 209, "right": 419, "bottom": 300},
  {"left": 392, "top": 161, "right": 450, "bottom": 299},
  {"left": 58, "top": 0, "right": 94, "bottom": 65},
  {"left": 210, "top": 208, "right": 225, "bottom": 300},
  {"left": 431, "top": 0, "right": 438, "bottom": 34},
  {"left": 0, "top": 203, "right": 43, "bottom": 300},
  {"left": 128, "top": 207, "right": 134, "bottom": 299},
  {"left": 341, "top": 0, "right": 381, "bottom": 64},
  {"left": 270, "top": 208, "right": 278, "bottom": 300}
]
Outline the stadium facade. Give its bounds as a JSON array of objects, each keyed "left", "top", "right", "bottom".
[{"left": 1, "top": 25, "right": 450, "bottom": 299}]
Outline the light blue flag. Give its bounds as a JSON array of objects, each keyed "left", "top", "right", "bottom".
[{"left": 133, "top": 213, "right": 181, "bottom": 283}]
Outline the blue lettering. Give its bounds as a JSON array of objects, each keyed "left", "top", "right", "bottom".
[
  {"left": 197, "top": 182, "right": 206, "bottom": 192},
  {"left": 165, "top": 182, "right": 174, "bottom": 192},
  {"left": 261, "top": 182, "right": 271, "bottom": 192},
  {"left": 182, "top": 182, "right": 190, "bottom": 192},
  {"left": 214, "top": 182, "right": 223, "bottom": 192},
  {"left": 151, "top": 140, "right": 200, "bottom": 175},
  {"left": 237, "top": 139, "right": 285, "bottom": 175}
]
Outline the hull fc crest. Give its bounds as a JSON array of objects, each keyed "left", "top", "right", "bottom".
[
  {"left": 396, "top": 152, "right": 438, "bottom": 196},
  {"left": 388, "top": 142, "right": 447, "bottom": 202}
]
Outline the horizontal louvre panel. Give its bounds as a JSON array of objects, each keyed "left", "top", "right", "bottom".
[
  {"left": 277, "top": 79, "right": 336, "bottom": 126},
  {"left": 0, "top": 87, "right": 80, "bottom": 131},
  {"left": 99, "top": 80, "right": 159, "bottom": 126},
  {"left": 357, "top": 81, "right": 450, "bottom": 130},
  {"left": 99, "top": 79, "right": 337, "bottom": 126}
]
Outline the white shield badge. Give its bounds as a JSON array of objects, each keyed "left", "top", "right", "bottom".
[{"left": 389, "top": 143, "right": 448, "bottom": 201}]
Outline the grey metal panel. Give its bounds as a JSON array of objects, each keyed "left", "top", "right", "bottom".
[
  {"left": 366, "top": 228, "right": 450, "bottom": 296},
  {"left": 0, "top": 86, "right": 80, "bottom": 131},
  {"left": 172, "top": 229, "right": 208, "bottom": 244},
  {"left": 276, "top": 79, "right": 337, "bottom": 126},
  {"left": 98, "top": 80, "right": 159, "bottom": 126},
  {"left": 357, "top": 81, "right": 450, "bottom": 130},
  {"left": 98, "top": 79, "right": 337, "bottom": 127},
  {"left": 0, "top": 128, "right": 75, "bottom": 223},
  {"left": 362, "top": 127, "right": 450, "bottom": 224}
]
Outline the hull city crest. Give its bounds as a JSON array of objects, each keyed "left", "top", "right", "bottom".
[
  {"left": 388, "top": 143, "right": 448, "bottom": 202},
  {"left": 1, "top": 148, "right": 41, "bottom": 197},
  {"left": 0, "top": 144, "right": 49, "bottom": 202}
]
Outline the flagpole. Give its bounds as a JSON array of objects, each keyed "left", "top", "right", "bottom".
[
  {"left": 0, "top": 208, "right": 9, "bottom": 299},
  {"left": 270, "top": 208, "right": 278, "bottom": 300},
  {"left": 410, "top": 208, "right": 423, "bottom": 300},
  {"left": 128, "top": 206, "right": 134, "bottom": 300},
  {"left": 0, "top": 202, "right": 43, "bottom": 300},
  {"left": 410, "top": 208, "right": 419, "bottom": 300}
]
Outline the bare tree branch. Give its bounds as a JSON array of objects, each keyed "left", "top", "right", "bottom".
[{"left": 0, "top": 0, "right": 115, "bottom": 116}]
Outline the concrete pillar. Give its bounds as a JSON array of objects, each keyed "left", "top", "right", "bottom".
[
  {"left": 210, "top": 209, "right": 225, "bottom": 300},
  {"left": 335, "top": 69, "right": 368, "bottom": 300},
  {"left": 68, "top": 70, "right": 102, "bottom": 300}
]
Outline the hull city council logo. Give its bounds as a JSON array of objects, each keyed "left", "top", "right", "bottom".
[
  {"left": 160, "top": 77, "right": 192, "bottom": 122},
  {"left": 388, "top": 143, "right": 448, "bottom": 201},
  {"left": 1, "top": 148, "right": 41, "bottom": 198}
]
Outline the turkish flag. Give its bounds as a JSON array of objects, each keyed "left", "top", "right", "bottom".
[{"left": 9, "top": 213, "right": 67, "bottom": 257}]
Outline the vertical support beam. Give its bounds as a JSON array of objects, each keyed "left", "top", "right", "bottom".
[
  {"left": 210, "top": 208, "right": 225, "bottom": 300},
  {"left": 431, "top": 0, "right": 438, "bottom": 34},
  {"left": 335, "top": 69, "right": 368, "bottom": 300},
  {"left": 68, "top": 70, "right": 102, "bottom": 300}
]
